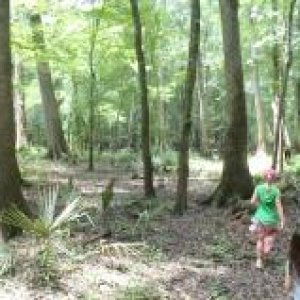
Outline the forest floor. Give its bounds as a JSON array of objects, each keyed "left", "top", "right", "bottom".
[{"left": 0, "top": 155, "right": 298, "bottom": 300}]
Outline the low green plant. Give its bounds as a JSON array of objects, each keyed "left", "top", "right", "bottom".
[
  {"left": 205, "top": 236, "right": 234, "bottom": 263},
  {"left": 152, "top": 149, "right": 177, "bottom": 173},
  {"left": 1, "top": 185, "right": 83, "bottom": 286},
  {"left": 138, "top": 244, "right": 166, "bottom": 263},
  {"left": 209, "top": 279, "right": 230, "bottom": 300},
  {"left": 116, "top": 283, "right": 162, "bottom": 300},
  {"left": 131, "top": 210, "right": 151, "bottom": 238},
  {"left": 0, "top": 243, "right": 13, "bottom": 276}
]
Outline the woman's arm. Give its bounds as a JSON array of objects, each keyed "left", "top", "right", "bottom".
[{"left": 250, "top": 187, "right": 258, "bottom": 205}]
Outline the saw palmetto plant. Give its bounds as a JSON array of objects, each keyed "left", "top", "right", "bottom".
[{"left": 1, "top": 185, "right": 83, "bottom": 285}]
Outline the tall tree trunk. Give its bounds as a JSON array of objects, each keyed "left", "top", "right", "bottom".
[
  {"left": 295, "top": 80, "right": 300, "bottom": 152},
  {"left": 13, "top": 58, "right": 28, "bottom": 150},
  {"left": 0, "top": 0, "right": 30, "bottom": 237},
  {"left": 271, "top": 0, "right": 281, "bottom": 139},
  {"left": 88, "top": 18, "right": 99, "bottom": 171},
  {"left": 197, "top": 48, "right": 209, "bottom": 155},
  {"left": 252, "top": 63, "right": 266, "bottom": 153},
  {"left": 174, "top": 0, "right": 200, "bottom": 214},
  {"left": 207, "top": 0, "right": 253, "bottom": 206},
  {"left": 130, "top": 0, "right": 155, "bottom": 197},
  {"left": 294, "top": 3, "right": 300, "bottom": 152},
  {"left": 30, "top": 13, "right": 68, "bottom": 159},
  {"left": 272, "top": 0, "right": 296, "bottom": 170},
  {"left": 198, "top": 7, "right": 210, "bottom": 155},
  {"left": 249, "top": 5, "right": 266, "bottom": 153}
]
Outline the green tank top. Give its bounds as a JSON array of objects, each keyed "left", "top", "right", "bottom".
[{"left": 253, "top": 183, "right": 280, "bottom": 225}]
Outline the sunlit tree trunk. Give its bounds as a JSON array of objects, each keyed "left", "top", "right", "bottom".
[
  {"left": 249, "top": 6, "right": 266, "bottom": 153},
  {"left": 207, "top": 0, "right": 253, "bottom": 206},
  {"left": 272, "top": 0, "right": 296, "bottom": 171},
  {"left": 30, "top": 13, "right": 68, "bottom": 159},
  {"left": 174, "top": 0, "right": 200, "bottom": 214},
  {"left": 13, "top": 58, "right": 28, "bottom": 150},
  {"left": 197, "top": 48, "right": 209, "bottom": 155},
  {"left": 0, "top": 0, "right": 30, "bottom": 237},
  {"left": 130, "top": 0, "right": 155, "bottom": 197},
  {"left": 294, "top": 3, "right": 300, "bottom": 152}
]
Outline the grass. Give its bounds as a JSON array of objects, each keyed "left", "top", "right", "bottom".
[
  {"left": 205, "top": 236, "right": 235, "bottom": 263},
  {"left": 115, "top": 282, "right": 162, "bottom": 300},
  {"left": 209, "top": 279, "right": 230, "bottom": 300}
]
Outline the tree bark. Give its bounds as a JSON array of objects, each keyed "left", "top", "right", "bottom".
[
  {"left": 13, "top": 58, "right": 28, "bottom": 150},
  {"left": 197, "top": 48, "right": 210, "bottom": 155},
  {"left": 130, "top": 0, "right": 155, "bottom": 197},
  {"left": 207, "top": 0, "right": 253, "bottom": 207},
  {"left": 295, "top": 80, "right": 300, "bottom": 152},
  {"left": 294, "top": 3, "right": 300, "bottom": 152},
  {"left": 174, "top": 0, "right": 200, "bottom": 214},
  {"left": 0, "top": 0, "right": 31, "bottom": 236},
  {"left": 88, "top": 18, "right": 99, "bottom": 171},
  {"left": 30, "top": 13, "right": 68, "bottom": 159}
]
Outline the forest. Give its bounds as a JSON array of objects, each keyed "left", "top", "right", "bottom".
[{"left": 0, "top": 0, "right": 300, "bottom": 299}]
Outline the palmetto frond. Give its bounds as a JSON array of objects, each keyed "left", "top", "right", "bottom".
[{"left": 1, "top": 186, "right": 82, "bottom": 238}]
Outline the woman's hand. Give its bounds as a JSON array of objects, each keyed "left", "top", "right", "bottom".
[{"left": 280, "top": 219, "right": 285, "bottom": 231}]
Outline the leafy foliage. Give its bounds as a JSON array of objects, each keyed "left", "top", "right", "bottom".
[{"left": 1, "top": 185, "right": 83, "bottom": 286}]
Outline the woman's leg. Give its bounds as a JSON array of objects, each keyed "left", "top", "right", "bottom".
[
  {"left": 256, "top": 232, "right": 264, "bottom": 268},
  {"left": 263, "top": 234, "right": 276, "bottom": 255}
]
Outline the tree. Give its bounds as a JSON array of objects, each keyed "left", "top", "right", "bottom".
[
  {"left": 13, "top": 58, "right": 28, "bottom": 150},
  {"left": 130, "top": 0, "right": 155, "bottom": 197},
  {"left": 30, "top": 13, "right": 68, "bottom": 159},
  {"left": 249, "top": 6, "right": 266, "bottom": 154},
  {"left": 207, "top": 0, "right": 253, "bottom": 206},
  {"left": 272, "top": 0, "right": 296, "bottom": 170},
  {"left": 88, "top": 16, "right": 99, "bottom": 171},
  {"left": 174, "top": 0, "right": 200, "bottom": 214},
  {"left": 0, "top": 0, "right": 30, "bottom": 237}
]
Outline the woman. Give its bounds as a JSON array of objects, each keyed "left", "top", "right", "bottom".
[
  {"left": 250, "top": 168, "right": 285, "bottom": 269},
  {"left": 285, "top": 226, "right": 300, "bottom": 299}
]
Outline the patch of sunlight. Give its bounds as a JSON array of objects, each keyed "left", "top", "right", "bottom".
[{"left": 248, "top": 151, "right": 272, "bottom": 175}]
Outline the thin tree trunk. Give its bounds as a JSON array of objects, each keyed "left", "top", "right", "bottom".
[
  {"left": 198, "top": 49, "right": 209, "bottom": 155},
  {"left": 272, "top": 0, "right": 296, "bottom": 170},
  {"left": 295, "top": 80, "right": 300, "bottom": 151},
  {"left": 294, "top": 3, "right": 300, "bottom": 152},
  {"left": 252, "top": 62, "right": 266, "bottom": 153},
  {"left": 88, "top": 18, "right": 99, "bottom": 171},
  {"left": 130, "top": 0, "right": 155, "bottom": 197},
  {"left": 207, "top": 0, "right": 253, "bottom": 206},
  {"left": 30, "top": 14, "right": 68, "bottom": 159},
  {"left": 249, "top": 5, "right": 266, "bottom": 153},
  {"left": 174, "top": 0, "right": 200, "bottom": 214},
  {"left": 272, "top": 0, "right": 281, "bottom": 140},
  {"left": 0, "top": 0, "right": 31, "bottom": 237},
  {"left": 13, "top": 58, "right": 28, "bottom": 150}
]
